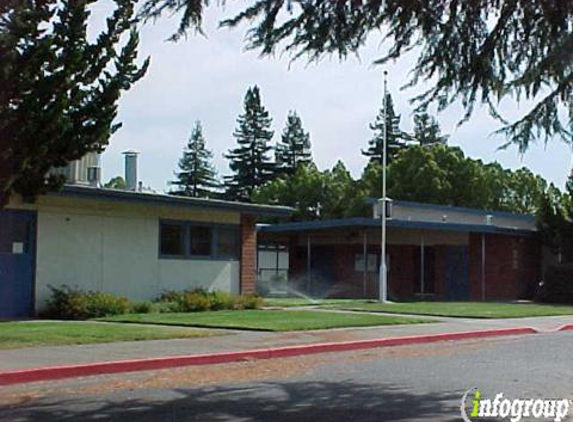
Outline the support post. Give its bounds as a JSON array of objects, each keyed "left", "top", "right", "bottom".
[
  {"left": 420, "top": 232, "right": 425, "bottom": 294},
  {"left": 363, "top": 231, "right": 368, "bottom": 297},
  {"left": 481, "top": 234, "right": 486, "bottom": 301},
  {"left": 379, "top": 70, "right": 389, "bottom": 303},
  {"left": 306, "top": 234, "right": 312, "bottom": 295}
]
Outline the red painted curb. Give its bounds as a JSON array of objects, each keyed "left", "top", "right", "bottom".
[
  {"left": 557, "top": 324, "right": 573, "bottom": 332},
  {"left": 0, "top": 327, "right": 537, "bottom": 386}
]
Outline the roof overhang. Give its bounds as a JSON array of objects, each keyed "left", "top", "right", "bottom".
[
  {"left": 258, "top": 217, "right": 538, "bottom": 237},
  {"left": 48, "top": 185, "right": 294, "bottom": 218}
]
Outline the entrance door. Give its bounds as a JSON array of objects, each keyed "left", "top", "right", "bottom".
[
  {"left": 0, "top": 210, "right": 36, "bottom": 318},
  {"left": 445, "top": 245, "right": 469, "bottom": 301}
]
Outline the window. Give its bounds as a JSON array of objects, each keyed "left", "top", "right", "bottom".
[
  {"left": 190, "top": 225, "right": 212, "bottom": 256},
  {"left": 216, "top": 226, "right": 240, "bottom": 259},
  {"left": 160, "top": 223, "right": 185, "bottom": 256},
  {"left": 159, "top": 220, "right": 240, "bottom": 260}
]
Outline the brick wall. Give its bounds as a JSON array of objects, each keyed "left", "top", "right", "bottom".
[
  {"left": 469, "top": 233, "right": 540, "bottom": 301},
  {"left": 240, "top": 214, "right": 257, "bottom": 294}
]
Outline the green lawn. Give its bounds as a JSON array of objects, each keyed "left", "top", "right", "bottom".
[
  {"left": 0, "top": 321, "right": 214, "bottom": 350},
  {"left": 101, "top": 309, "right": 429, "bottom": 331},
  {"left": 330, "top": 301, "right": 573, "bottom": 319},
  {"left": 264, "top": 298, "right": 373, "bottom": 308}
]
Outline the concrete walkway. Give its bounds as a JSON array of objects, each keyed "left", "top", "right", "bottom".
[{"left": 1, "top": 314, "right": 573, "bottom": 372}]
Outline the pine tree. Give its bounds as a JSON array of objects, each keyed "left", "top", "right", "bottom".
[
  {"left": 362, "top": 93, "right": 407, "bottom": 165},
  {"left": 0, "top": 1, "right": 149, "bottom": 207},
  {"left": 275, "top": 111, "right": 312, "bottom": 175},
  {"left": 412, "top": 111, "right": 449, "bottom": 146},
  {"left": 171, "top": 121, "right": 219, "bottom": 197},
  {"left": 224, "top": 86, "right": 275, "bottom": 201}
]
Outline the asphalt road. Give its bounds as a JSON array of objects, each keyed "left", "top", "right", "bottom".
[{"left": 2, "top": 332, "right": 572, "bottom": 422}]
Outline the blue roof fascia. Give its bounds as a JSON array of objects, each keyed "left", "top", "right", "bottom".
[
  {"left": 51, "top": 185, "right": 294, "bottom": 217},
  {"left": 259, "top": 217, "right": 537, "bottom": 237}
]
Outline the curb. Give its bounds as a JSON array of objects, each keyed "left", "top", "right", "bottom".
[
  {"left": 0, "top": 327, "right": 536, "bottom": 386},
  {"left": 557, "top": 324, "right": 573, "bottom": 332}
]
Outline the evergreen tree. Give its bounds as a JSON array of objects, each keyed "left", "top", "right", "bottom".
[
  {"left": 275, "top": 111, "right": 312, "bottom": 175},
  {"left": 0, "top": 1, "right": 149, "bottom": 207},
  {"left": 412, "top": 111, "right": 449, "bottom": 146},
  {"left": 224, "top": 86, "right": 275, "bottom": 201},
  {"left": 212, "top": 1, "right": 573, "bottom": 152},
  {"left": 171, "top": 121, "right": 219, "bottom": 197},
  {"left": 362, "top": 93, "right": 407, "bottom": 165}
]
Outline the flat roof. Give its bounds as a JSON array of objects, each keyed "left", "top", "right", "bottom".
[
  {"left": 367, "top": 198, "right": 536, "bottom": 222},
  {"left": 258, "top": 217, "right": 537, "bottom": 237},
  {"left": 49, "top": 185, "right": 294, "bottom": 217}
]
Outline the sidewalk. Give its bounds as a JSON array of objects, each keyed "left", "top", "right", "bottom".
[{"left": 2, "top": 314, "right": 572, "bottom": 372}]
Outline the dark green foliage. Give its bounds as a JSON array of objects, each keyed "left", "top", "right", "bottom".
[
  {"left": 253, "top": 161, "right": 368, "bottom": 221},
  {"left": 0, "top": 0, "right": 149, "bottom": 207},
  {"left": 43, "top": 285, "right": 131, "bottom": 320},
  {"left": 104, "top": 176, "right": 126, "bottom": 189},
  {"left": 252, "top": 164, "right": 324, "bottom": 221},
  {"left": 224, "top": 86, "right": 275, "bottom": 201},
  {"left": 170, "top": 121, "right": 219, "bottom": 197},
  {"left": 275, "top": 111, "right": 312, "bottom": 175},
  {"left": 537, "top": 175, "right": 573, "bottom": 262},
  {"left": 538, "top": 264, "right": 573, "bottom": 304},
  {"left": 362, "top": 93, "right": 407, "bottom": 165},
  {"left": 362, "top": 144, "right": 548, "bottom": 214},
  {"left": 412, "top": 111, "right": 449, "bottom": 146}
]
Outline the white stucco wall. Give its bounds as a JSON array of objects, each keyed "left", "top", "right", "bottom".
[{"left": 34, "top": 197, "right": 240, "bottom": 309}]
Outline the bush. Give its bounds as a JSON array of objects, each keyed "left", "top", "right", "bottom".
[
  {"left": 153, "top": 288, "right": 263, "bottom": 312},
  {"left": 208, "top": 291, "right": 233, "bottom": 311},
  {"left": 130, "top": 301, "right": 153, "bottom": 314},
  {"left": 85, "top": 291, "right": 131, "bottom": 318},
  {"left": 155, "top": 290, "right": 184, "bottom": 303},
  {"left": 537, "top": 264, "right": 573, "bottom": 303},
  {"left": 176, "top": 291, "right": 212, "bottom": 312},
  {"left": 43, "top": 285, "right": 89, "bottom": 320},
  {"left": 233, "top": 293, "right": 264, "bottom": 310},
  {"left": 43, "top": 285, "right": 131, "bottom": 319}
]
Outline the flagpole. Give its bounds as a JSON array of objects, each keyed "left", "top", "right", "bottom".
[{"left": 379, "top": 70, "right": 388, "bottom": 302}]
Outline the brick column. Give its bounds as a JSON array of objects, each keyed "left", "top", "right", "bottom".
[{"left": 240, "top": 214, "right": 257, "bottom": 294}]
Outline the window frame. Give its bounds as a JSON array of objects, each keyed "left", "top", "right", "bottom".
[{"left": 158, "top": 219, "right": 240, "bottom": 261}]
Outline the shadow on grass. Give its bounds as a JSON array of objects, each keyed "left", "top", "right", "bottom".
[{"left": 3, "top": 379, "right": 462, "bottom": 422}]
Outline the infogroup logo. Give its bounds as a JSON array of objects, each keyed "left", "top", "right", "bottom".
[{"left": 461, "top": 388, "right": 571, "bottom": 422}]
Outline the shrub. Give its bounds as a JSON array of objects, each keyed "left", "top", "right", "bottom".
[
  {"left": 537, "top": 264, "right": 573, "bottom": 303},
  {"left": 42, "top": 285, "right": 131, "bottom": 320},
  {"left": 208, "top": 291, "right": 233, "bottom": 311},
  {"left": 155, "top": 290, "right": 184, "bottom": 303},
  {"left": 43, "top": 285, "right": 90, "bottom": 320},
  {"left": 84, "top": 291, "right": 131, "bottom": 318},
  {"left": 155, "top": 301, "right": 182, "bottom": 313},
  {"left": 233, "top": 293, "right": 264, "bottom": 310},
  {"left": 154, "top": 288, "right": 263, "bottom": 312},
  {"left": 176, "top": 291, "right": 212, "bottom": 312},
  {"left": 130, "top": 301, "right": 153, "bottom": 314}
]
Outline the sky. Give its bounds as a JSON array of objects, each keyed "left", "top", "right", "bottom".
[{"left": 93, "top": 3, "right": 573, "bottom": 192}]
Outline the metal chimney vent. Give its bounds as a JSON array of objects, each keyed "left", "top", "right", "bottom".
[{"left": 122, "top": 149, "right": 139, "bottom": 191}]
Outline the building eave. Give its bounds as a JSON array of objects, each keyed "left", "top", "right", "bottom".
[
  {"left": 258, "top": 217, "right": 538, "bottom": 237},
  {"left": 47, "top": 185, "right": 294, "bottom": 217}
]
